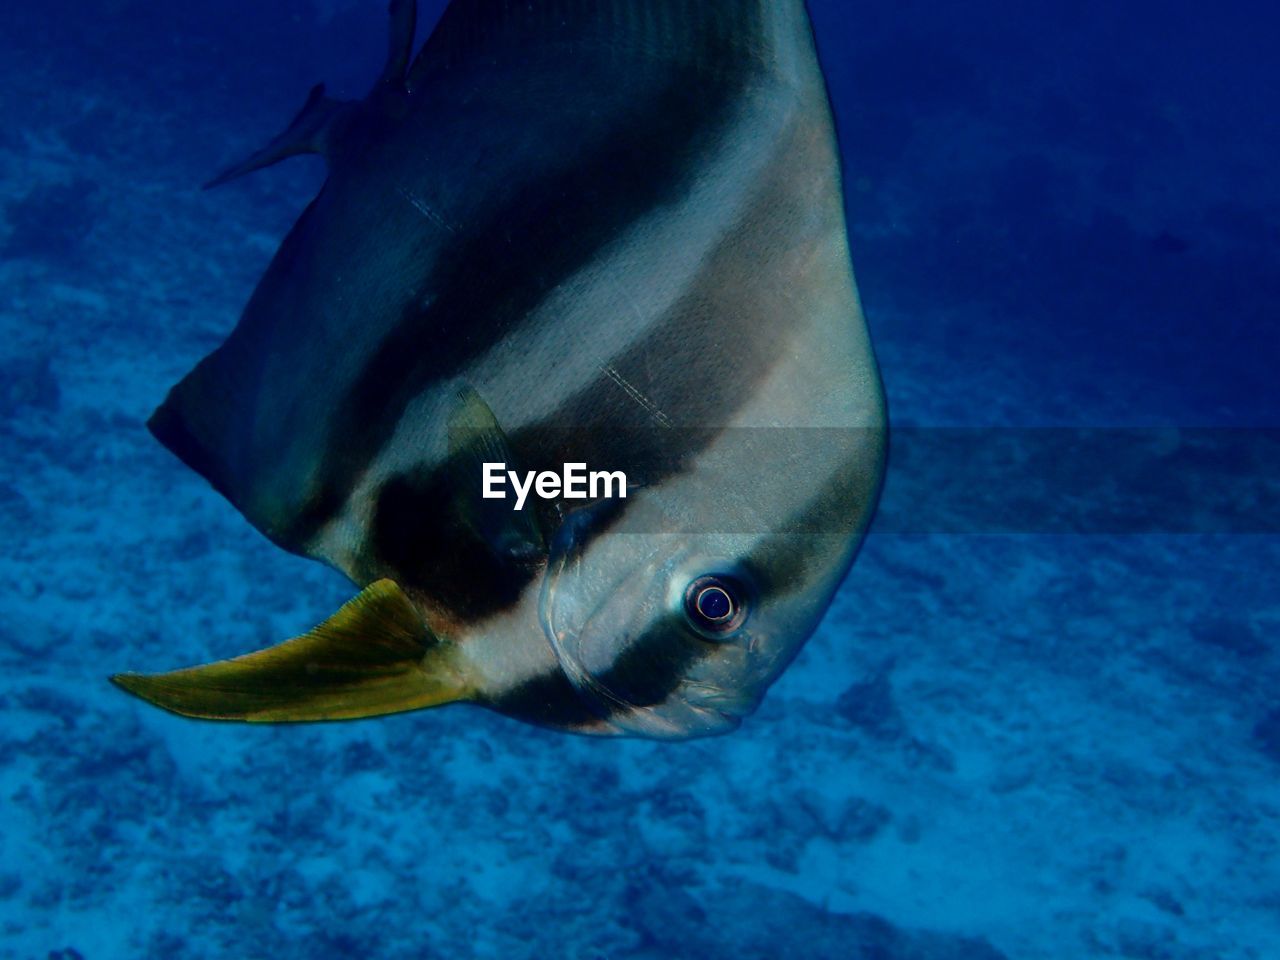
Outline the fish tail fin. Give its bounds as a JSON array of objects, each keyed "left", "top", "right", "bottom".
[
  {"left": 204, "top": 83, "right": 353, "bottom": 189},
  {"left": 111, "top": 580, "right": 476, "bottom": 722}
]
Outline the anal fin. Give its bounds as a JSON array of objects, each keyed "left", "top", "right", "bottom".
[
  {"left": 205, "top": 83, "right": 353, "bottom": 189},
  {"left": 111, "top": 580, "right": 475, "bottom": 722}
]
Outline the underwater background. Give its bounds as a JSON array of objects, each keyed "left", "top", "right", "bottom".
[{"left": 1, "top": 0, "right": 1277, "bottom": 957}]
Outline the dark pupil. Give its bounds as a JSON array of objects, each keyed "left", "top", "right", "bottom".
[{"left": 696, "top": 586, "right": 734, "bottom": 622}]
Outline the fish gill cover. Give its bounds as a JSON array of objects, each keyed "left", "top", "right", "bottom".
[{"left": 0, "top": 1, "right": 1278, "bottom": 959}]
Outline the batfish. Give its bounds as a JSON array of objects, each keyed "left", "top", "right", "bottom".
[{"left": 112, "top": 0, "right": 887, "bottom": 739}]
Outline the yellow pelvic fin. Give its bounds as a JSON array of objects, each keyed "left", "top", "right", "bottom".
[{"left": 111, "top": 580, "right": 475, "bottom": 723}]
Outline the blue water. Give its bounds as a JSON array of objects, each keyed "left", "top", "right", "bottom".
[{"left": 2, "top": 2, "right": 1278, "bottom": 957}]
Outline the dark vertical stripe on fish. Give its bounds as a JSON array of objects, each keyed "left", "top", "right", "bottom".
[{"left": 489, "top": 666, "right": 607, "bottom": 730}]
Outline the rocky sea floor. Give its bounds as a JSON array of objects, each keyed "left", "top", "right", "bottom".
[{"left": 1, "top": 2, "right": 1277, "bottom": 958}]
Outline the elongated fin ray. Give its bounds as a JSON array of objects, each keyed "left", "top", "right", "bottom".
[
  {"left": 111, "top": 580, "right": 475, "bottom": 722},
  {"left": 205, "top": 84, "right": 352, "bottom": 189}
]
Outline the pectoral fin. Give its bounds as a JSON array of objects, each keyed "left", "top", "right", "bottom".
[
  {"left": 111, "top": 580, "right": 475, "bottom": 722},
  {"left": 447, "top": 385, "right": 545, "bottom": 562}
]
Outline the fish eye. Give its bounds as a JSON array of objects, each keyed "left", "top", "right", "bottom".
[{"left": 684, "top": 575, "right": 748, "bottom": 638}]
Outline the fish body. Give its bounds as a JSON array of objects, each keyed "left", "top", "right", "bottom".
[{"left": 114, "top": 0, "right": 886, "bottom": 740}]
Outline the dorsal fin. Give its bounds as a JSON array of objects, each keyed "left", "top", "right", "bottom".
[
  {"left": 204, "top": 84, "right": 353, "bottom": 189},
  {"left": 381, "top": 0, "right": 419, "bottom": 86}
]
